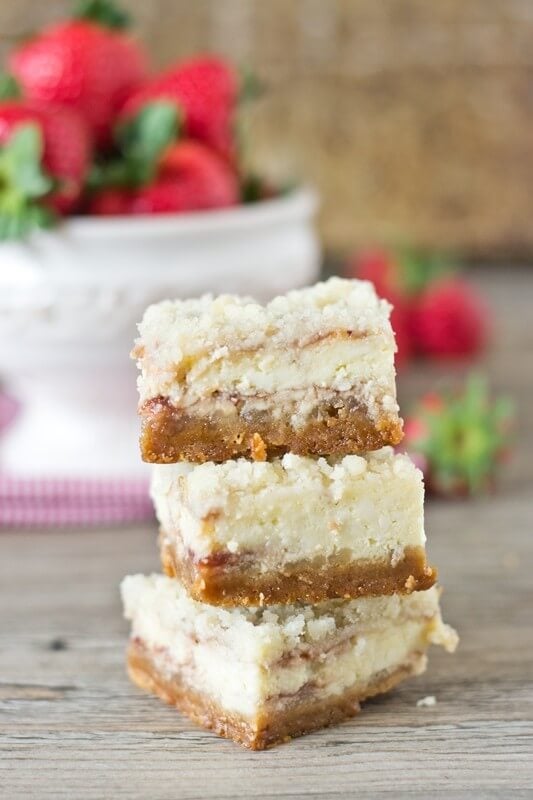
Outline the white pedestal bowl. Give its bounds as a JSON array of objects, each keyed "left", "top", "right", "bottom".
[{"left": 0, "top": 188, "right": 320, "bottom": 479}]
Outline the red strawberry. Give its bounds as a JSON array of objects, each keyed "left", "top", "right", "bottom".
[
  {"left": 347, "top": 249, "right": 412, "bottom": 366},
  {"left": 89, "top": 140, "right": 239, "bottom": 215},
  {"left": 351, "top": 248, "right": 402, "bottom": 300},
  {"left": 10, "top": 11, "right": 147, "bottom": 146},
  {"left": 0, "top": 101, "right": 91, "bottom": 232},
  {"left": 388, "top": 299, "right": 412, "bottom": 367},
  {"left": 409, "top": 278, "right": 488, "bottom": 358},
  {"left": 351, "top": 247, "right": 456, "bottom": 298},
  {"left": 128, "top": 178, "right": 188, "bottom": 214},
  {"left": 120, "top": 56, "right": 239, "bottom": 164},
  {"left": 132, "top": 141, "right": 238, "bottom": 213},
  {"left": 87, "top": 186, "right": 133, "bottom": 215}
]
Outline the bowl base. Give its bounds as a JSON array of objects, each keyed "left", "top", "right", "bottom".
[{"left": 1, "top": 374, "right": 148, "bottom": 479}]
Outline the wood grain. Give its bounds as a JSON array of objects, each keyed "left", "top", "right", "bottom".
[{"left": 1, "top": 268, "right": 532, "bottom": 798}]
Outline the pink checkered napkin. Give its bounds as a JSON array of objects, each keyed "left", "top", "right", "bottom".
[
  {"left": 0, "top": 390, "right": 153, "bottom": 528},
  {"left": 0, "top": 475, "right": 153, "bottom": 528}
]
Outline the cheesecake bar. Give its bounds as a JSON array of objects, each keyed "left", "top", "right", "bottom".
[
  {"left": 133, "top": 278, "right": 403, "bottom": 463},
  {"left": 153, "top": 448, "right": 436, "bottom": 605},
  {"left": 121, "top": 574, "right": 457, "bottom": 749}
]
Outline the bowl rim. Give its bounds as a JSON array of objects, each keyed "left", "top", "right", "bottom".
[{"left": 54, "top": 186, "right": 319, "bottom": 240}]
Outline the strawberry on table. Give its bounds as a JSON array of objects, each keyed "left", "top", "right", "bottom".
[
  {"left": 403, "top": 375, "right": 513, "bottom": 496},
  {"left": 119, "top": 56, "right": 240, "bottom": 165},
  {"left": 347, "top": 247, "right": 489, "bottom": 364},
  {"left": 409, "top": 278, "right": 489, "bottom": 358},
  {"left": 9, "top": 0, "right": 147, "bottom": 146},
  {"left": 351, "top": 247, "right": 453, "bottom": 301},
  {"left": 0, "top": 100, "right": 91, "bottom": 237},
  {"left": 387, "top": 299, "right": 412, "bottom": 367},
  {"left": 347, "top": 249, "right": 413, "bottom": 366},
  {"left": 351, "top": 248, "right": 402, "bottom": 301}
]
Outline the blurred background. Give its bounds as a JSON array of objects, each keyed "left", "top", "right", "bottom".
[
  {"left": 3, "top": 0, "right": 533, "bottom": 259},
  {"left": 0, "top": 0, "right": 531, "bottom": 516}
]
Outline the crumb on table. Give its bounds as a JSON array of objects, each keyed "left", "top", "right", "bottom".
[{"left": 416, "top": 695, "right": 437, "bottom": 707}]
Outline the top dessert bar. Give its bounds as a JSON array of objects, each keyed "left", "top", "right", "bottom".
[{"left": 133, "top": 277, "right": 403, "bottom": 463}]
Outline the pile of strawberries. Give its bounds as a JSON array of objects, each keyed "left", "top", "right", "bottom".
[
  {"left": 0, "top": 0, "right": 264, "bottom": 239},
  {"left": 347, "top": 248, "right": 489, "bottom": 364}
]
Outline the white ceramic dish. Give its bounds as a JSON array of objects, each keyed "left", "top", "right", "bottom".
[{"left": 0, "top": 188, "right": 320, "bottom": 478}]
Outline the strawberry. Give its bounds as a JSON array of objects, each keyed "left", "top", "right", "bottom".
[
  {"left": 132, "top": 141, "right": 238, "bottom": 213},
  {"left": 119, "top": 56, "right": 240, "bottom": 164},
  {"left": 87, "top": 186, "right": 133, "bottom": 215},
  {"left": 347, "top": 249, "right": 412, "bottom": 366},
  {"left": 9, "top": 1, "right": 147, "bottom": 146},
  {"left": 409, "top": 278, "right": 489, "bottom": 358},
  {"left": 403, "top": 376, "right": 513, "bottom": 496},
  {"left": 0, "top": 100, "right": 91, "bottom": 236},
  {"left": 351, "top": 247, "right": 454, "bottom": 299},
  {"left": 351, "top": 248, "right": 402, "bottom": 300},
  {"left": 104, "top": 100, "right": 181, "bottom": 188},
  {"left": 388, "top": 299, "right": 412, "bottom": 367},
  {"left": 90, "top": 140, "right": 238, "bottom": 215},
  {"left": 347, "top": 248, "right": 488, "bottom": 364}
]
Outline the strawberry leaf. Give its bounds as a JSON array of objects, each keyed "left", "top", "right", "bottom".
[
  {"left": 3, "top": 124, "right": 54, "bottom": 196},
  {"left": 90, "top": 101, "right": 180, "bottom": 191},
  {"left": 0, "top": 205, "right": 54, "bottom": 240},
  {"left": 399, "top": 249, "right": 456, "bottom": 295},
  {"left": 239, "top": 68, "right": 265, "bottom": 103},
  {"left": 0, "top": 72, "right": 22, "bottom": 100},
  {"left": 75, "top": 0, "right": 131, "bottom": 30},
  {"left": 87, "top": 158, "right": 133, "bottom": 190},
  {"left": 0, "top": 123, "right": 57, "bottom": 241},
  {"left": 407, "top": 374, "right": 513, "bottom": 495},
  {"left": 117, "top": 101, "right": 180, "bottom": 169},
  {"left": 241, "top": 172, "right": 284, "bottom": 203},
  {"left": 241, "top": 173, "right": 264, "bottom": 203}
]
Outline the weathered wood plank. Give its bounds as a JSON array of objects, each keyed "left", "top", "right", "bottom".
[
  {"left": 1, "top": 493, "right": 532, "bottom": 799},
  {"left": 1, "top": 268, "right": 532, "bottom": 798}
]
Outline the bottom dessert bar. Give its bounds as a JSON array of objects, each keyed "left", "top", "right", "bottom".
[
  {"left": 128, "top": 640, "right": 424, "bottom": 749},
  {"left": 121, "top": 575, "right": 457, "bottom": 750}
]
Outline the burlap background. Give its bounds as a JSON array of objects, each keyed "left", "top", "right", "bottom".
[{"left": 2, "top": 0, "right": 533, "bottom": 257}]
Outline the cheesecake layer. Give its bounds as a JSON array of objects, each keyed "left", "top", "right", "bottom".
[
  {"left": 133, "top": 278, "right": 402, "bottom": 462},
  {"left": 153, "top": 449, "right": 435, "bottom": 604},
  {"left": 121, "top": 575, "right": 457, "bottom": 749},
  {"left": 128, "top": 641, "right": 424, "bottom": 749}
]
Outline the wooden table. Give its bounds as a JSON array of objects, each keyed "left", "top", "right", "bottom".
[{"left": 1, "top": 268, "right": 532, "bottom": 799}]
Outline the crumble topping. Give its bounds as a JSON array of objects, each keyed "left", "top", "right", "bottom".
[
  {"left": 121, "top": 574, "right": 454, "bottom": 659},
  {"left": 133, "top": 278, "right": 398, "bottom": 409},
  {"left": 135, "top": 278, "right": 393, "bottom": 365},
  {"left": 153, "top": 447, "right": 416, "bottom": 498},
  {"left": 151, "top": 448, "right": 421, "bottom": 524}
]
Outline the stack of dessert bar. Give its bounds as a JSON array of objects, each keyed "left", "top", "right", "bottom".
[{"left": 121, "top": 278, "right": 457, "bottom": 749}]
